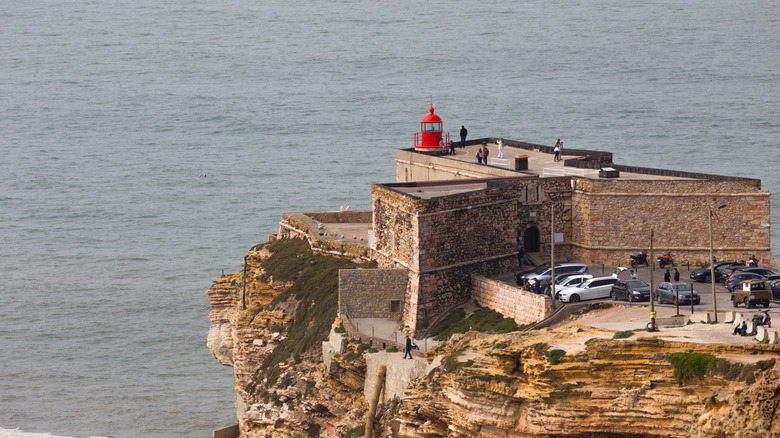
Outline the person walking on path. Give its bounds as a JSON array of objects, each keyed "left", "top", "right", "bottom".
[
  {"left": 460, "top": 125, "right": 468, "bottom": 148},
  {"left": 497, "top": 137, "right": 504, "bottom": 158},
  {"left": 673, "top": 268, "right": 680, "bottom": 282},
  {"left": 553, "top": 139, "right": 561, "bottom": 162},
  {"left": 404, "top": 335, "right": 413, "bottom": 359},
  {"left": 482, "top": 142, "right": 489, "bottom": 164},
  {"left": 664, "top": 269, "right": 671, "bottom": 283},
  {"left": 476, "top": 147, "right": 483, "bottom": 164}
]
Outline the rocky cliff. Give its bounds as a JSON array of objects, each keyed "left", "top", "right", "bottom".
[{"left": 208, "top": 239, "right": 780, "bottom": 437}]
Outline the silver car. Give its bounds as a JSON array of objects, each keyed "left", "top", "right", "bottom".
[{"left": 655, "top": 282, "right": 700, "bottom": 305}]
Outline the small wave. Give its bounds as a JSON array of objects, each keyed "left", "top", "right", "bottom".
[{"left": 0, "top": 427, "right": 109, "bottom": 438}]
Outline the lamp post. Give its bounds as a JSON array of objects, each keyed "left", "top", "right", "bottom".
[
  {"left": 649, "top": 228, "right": 656, "bottom": 331},
  {"left": 550, "top": 206, "right": 571, "bottom": 310},
  {"left": 709, "top": 204, "right": 727, "bottom": 322}
]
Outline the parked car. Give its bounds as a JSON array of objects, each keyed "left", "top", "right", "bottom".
[
  {"left": 655, "top": 282, "right": 700, "bottom": 305},
  {"left": 610, "top": 279, "right": 651, "bottom": 302},
  {"left": 558, "top": 276, "right": 619, "bottom": 303},
  {"left": 556, "top": 274, "right": 593, "bottom": 290},
  {"left": 721, "top": 264, "right": 748, "bottom": 285},
  {"left": 731, "top": 279, "right": 771, "bottom": 308},
  {"left": 690, "top": 261, "right": 735, "bottom": 282},
  {"left": 772, "top": 280, "right": 780, "bottom": 300},
  {"left": 725, "top": 272, "right": 766, "bottom": 292},
  {"left": 516, "top": 262, "right": 589, "bottom": 285},
  {"left": 735, "top": 267, "right": 777, "bottom": 277}
]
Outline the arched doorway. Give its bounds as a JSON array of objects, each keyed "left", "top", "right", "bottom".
[{"left": 524, "top": 226, "right": 540, "bottom": 252}]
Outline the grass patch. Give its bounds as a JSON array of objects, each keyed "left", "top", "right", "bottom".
[
  {"left": 669, "top": 352, "right": 718, "bottom": 385},
  {"left": 613, "top": 330, "right": 635, "bottom": 339},
  {"left": 345, "top": 425, "right": 365, "bottom": 438},
  {"left": 387, "top": 346, "right": 398, "bottom": 353},
  {"left": 547, "top": 349, "right": 566, "bottom": 365},
  {"left": 430, "top": 307, "right": 520, "bottom": 341},
  {"left": 256, "top": 239, "right": 375, "bottom": 389},
  {"left": 304, "top": 381, "right": 315, "bottom": 396},
  {"left": 492, "top": 342, "right": 507, "bottom": 350}
]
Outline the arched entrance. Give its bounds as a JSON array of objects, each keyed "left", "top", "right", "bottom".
[{"left": 524, "top": 226, "right": 540, "bottom": 252}]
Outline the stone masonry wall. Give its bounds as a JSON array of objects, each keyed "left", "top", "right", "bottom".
[
  {"left": 338, "top": 269, "right": 408, "bottom": 321},
  {"left": 569, "top": 179, "right": 776, "bottom": 269},
  {"left": 472, "top": 274, "right": 551, "bottom": 325}
]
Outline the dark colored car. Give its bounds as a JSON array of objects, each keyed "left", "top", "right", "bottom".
[
  {"left": 735, "top": 267, "right": 777, "bottom": 277},
  {"left": 772, "top": 280, "right": 780, "bottom": 300},
  {"left": 610, "top": 279, "right": 651, "bottom": 302},
  {"left": 689, "top": 261, "right": 735, "bottom": 283},
  {"left": 725, "top": 272, "right": 765, "bottom": 292},
  {"left": 655, "top": 282, "right": 700, "bottom": 305},
  {"left": 720, "top": 264, "right": 748, "bottom": 284}
]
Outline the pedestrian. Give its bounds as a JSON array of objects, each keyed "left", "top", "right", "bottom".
[
  {"left": 448, "top": 140, "right": 456, "bottom": 155},
  {"left": 740, "top": 321, "right": 748, "bottom": 336},
  {"left": 404, "top": 335, "right": 413, "bottom": 359},
  {"left": 439, "top": 138, "right": 446, "bottom": 154},
  {"left": 482, "top": 142, "right": 489, "bottom": 164},
  {"left": 630, "top": 270, "right": 638, "bottom": 279},
  {"left": 517, "top": 245, "right": 525, "bottom": 269},
  {"left": 553, "top": 139, "right": 561, "bottom": 162},
  {"left": 673, "top": 268, "right": 680, "bottom": 282},
  {"left": 476, "top": 148, "right": 483, "bottom": 164},
  {"left": 497, "top": 137, "right": 504, "bottom": 158},
  {"left": 460, "top": 125, "right": 468, "bottom": 148},
  {"left": 664, "top": 269, "right": 671, "bottom": 283}
]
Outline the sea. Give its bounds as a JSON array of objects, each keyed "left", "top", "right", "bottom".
[{"left": 1, "top": 0, "right": 778, "bottom": 436}]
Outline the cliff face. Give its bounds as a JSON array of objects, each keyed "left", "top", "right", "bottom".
[
  {"left": 386, "top": 328, "right": 780, "bottom": 437},
  {"left": 207, "top": 240, "right": 372, "bottom": 437},
  {"left": 208, "top": 240, "right": 780, "bottom": 437}
]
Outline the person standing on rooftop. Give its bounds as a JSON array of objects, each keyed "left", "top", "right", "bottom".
[
  {"left": 497, "top": 137, "right": 504, "bottom": 158},
  {"left": 460, "top": 125, "right": 468, "bottom": 148}
]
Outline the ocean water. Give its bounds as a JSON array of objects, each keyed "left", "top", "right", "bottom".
[{"left": 1, "top": 0, "right": 778, "bottom": 436}]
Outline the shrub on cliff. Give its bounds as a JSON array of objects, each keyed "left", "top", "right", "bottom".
[
  {"left": 430, "top": 307, "right": 519, "bottom": 341},
  {"left": 255, "top": 238, "right": 376, "bottom": 388},
  {"left": 669, "top": 352, "right": 717, "bottom": 385}
]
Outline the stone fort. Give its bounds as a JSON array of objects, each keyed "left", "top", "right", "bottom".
[{"left": 277, "top": 137, "right": 775, "bottom": 336}]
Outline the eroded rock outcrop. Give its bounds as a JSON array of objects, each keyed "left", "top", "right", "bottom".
[{"left": 208, "top": 240, "right": 780, "bottom": 437}]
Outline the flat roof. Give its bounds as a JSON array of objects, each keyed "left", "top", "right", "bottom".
[{"left": 447, "top": 142, "right": 695, "bottom": 181}]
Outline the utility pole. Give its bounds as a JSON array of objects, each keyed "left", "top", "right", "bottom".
[{"left": 649, "top": 228, "right": 656, "bottom": 331}]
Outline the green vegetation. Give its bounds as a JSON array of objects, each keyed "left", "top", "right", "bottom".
[
  {"left": 443, "top": 347, "right": 474, "bottom": 372},
  {"left": 387, "top": 346, "right": 398, "bottom": 353},
  {"left": 429, "top": 307, "right": 520, "bottom": 341},
  {"left": 669, "top": 352, "right": 718, "bottom": 385},
  {"left": 304, "top": 381, "right": 315, "bottom": 396},
  {"left": 613, "top": 330, "right": 635, "bottom": 339},
  {"left": 345, "top": 425, "right": 365, "bottom": 438},
  {"left": 492, "top": 342, "right": 507, "bottom": 350},
  {"left": 547, "top": 349, "right": 566, "bottom": 365},
  {"left": 256, "top": 239, "right": 376, "bottom": 388}
]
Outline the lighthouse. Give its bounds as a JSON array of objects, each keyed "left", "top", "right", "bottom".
[{"left": 414, "top": 104, "right": 449, "bottom": 153}]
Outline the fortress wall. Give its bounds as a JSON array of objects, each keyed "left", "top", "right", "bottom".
[
  {"left": 277, "top": 212, "right": 372, "bottom": 260},
  {"left": 338, "top": 269, "right": 407, "bottom": 320},
  {"left": 472, "top": 274, "right": 551, "bottom": 325},
  {"left": 569, "top": 179, "right": 776, "bottom": 269},
  {"left": 372, "top": 181, "right": 527, "bottom": 334}
]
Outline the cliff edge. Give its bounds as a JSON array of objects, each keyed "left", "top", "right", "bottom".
[{"left": 208, "top": 238, "right": 780, "bottom": 437}]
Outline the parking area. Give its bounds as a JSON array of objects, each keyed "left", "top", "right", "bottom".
[{"left": 496, "top": 262, "right": 777, "bottom": 322}]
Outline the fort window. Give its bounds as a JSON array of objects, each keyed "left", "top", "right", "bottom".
[{"left": 390, "top": 300, "right": 401, "bottom": 313}]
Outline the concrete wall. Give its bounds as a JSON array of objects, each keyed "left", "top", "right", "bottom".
[
  {"left": 472, "top": 274, "right": 551, "bottom": 325},
  {"left": 338, "top": 269, "right": 408, "bottom": 320}
]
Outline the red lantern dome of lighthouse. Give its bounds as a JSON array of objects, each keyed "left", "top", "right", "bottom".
[{"left": 414, "top": 104, "right": 449, "bottom": 152}]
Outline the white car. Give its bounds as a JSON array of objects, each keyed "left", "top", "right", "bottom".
[
  {"left": 556, "top": 274, "right": 593, "bottom": 289},
  {"left": 557, "top": 276, "right": 620, "bottom": 303}
]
